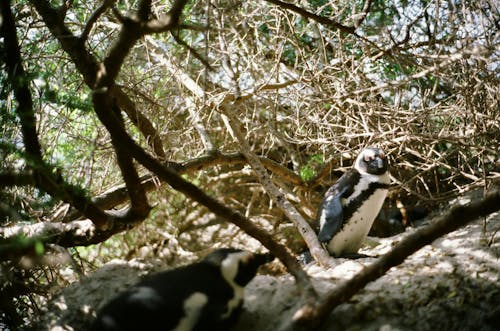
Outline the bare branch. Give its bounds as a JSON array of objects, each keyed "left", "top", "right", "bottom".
[
  {"left": 59, "top": 151, "right": 305, "bottom": 223},
  {"left": 219, "top": 103, "right": 336, "bottom": 269},
  {"left": 171, "top": 31, "right": 213, "bottom": 70},
  {"left": 101, "top": 0, "right": 190, "bottom": 85},
  {"left": 91, "top": 89, "right": 152, "bottom": 226},
  {"left": 264, "top": 0, "right": 356, "bottom": 35},
  {"left": 79, "top": 93, "right": 316, "bottom": 292},
  {"left": 0, "top": 218, "right": 132, "bottom": 260},
  {"left": 143, "top": 0, "right": 189, "bottom": 33},
  {"left": 339, "top": 52, "right": 465, "bottom": 99},
  {"left": 353, "top": 0, "right": 372, "bottom": 28}
]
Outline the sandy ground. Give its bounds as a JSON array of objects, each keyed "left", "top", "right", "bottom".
[
  {"left": 238, "top": 211, "right": 500, "bottom": 331},
  {"left": 35, "top": 207, "right": 499, "bottom": 331}
]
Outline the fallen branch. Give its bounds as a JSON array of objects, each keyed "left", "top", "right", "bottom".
[
  {"left": 220, "top": 103, "right": 336, "bottom": 270},
  {"left": 285, "top": 189, "right": 500, "bottom": 330}
]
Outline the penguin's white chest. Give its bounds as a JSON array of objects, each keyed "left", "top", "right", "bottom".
[{"left": 327, "top": 188, "right": 388, "bottom": 256}]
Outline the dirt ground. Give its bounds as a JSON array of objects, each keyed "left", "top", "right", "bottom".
[
  {"left": 34, "top": 203, "right": 499, "bottom": 331},
  {"left": 237, "top": 211, "right": 499, "bottom": 331}
]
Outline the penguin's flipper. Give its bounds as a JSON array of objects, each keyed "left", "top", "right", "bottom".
[
  {"left": 317, "top": 193, "right": 344, "bottom": 242},
  {"left": 317, "top": 171, "right": 357, "bottom": 242}
]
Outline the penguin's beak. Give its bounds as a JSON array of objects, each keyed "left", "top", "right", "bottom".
[{"left": 376, "top": 158, "right": 384, "bottom": 169}]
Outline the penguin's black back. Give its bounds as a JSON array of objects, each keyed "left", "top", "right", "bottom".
[{"left": 89, "top": 260, "right": 237, "bottom": 331}]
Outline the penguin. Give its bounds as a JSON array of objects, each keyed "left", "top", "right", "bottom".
[
  {"left": 317, "top": 147, "right": 391, "bottom": 258},
  {"left": 88, "top": 248, "right": 274, "bottom": 331}
]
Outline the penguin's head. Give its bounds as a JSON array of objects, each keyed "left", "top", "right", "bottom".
[
  {"left": 204, "top": 248, "right": 274, "bottom": 287},
  {"left": 354, "top": 147, "right": 389, "bottom": 175}
]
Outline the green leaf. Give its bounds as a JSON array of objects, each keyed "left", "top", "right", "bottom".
[{"left": 34, "top": 240, "right": 45, "bottom": 255}]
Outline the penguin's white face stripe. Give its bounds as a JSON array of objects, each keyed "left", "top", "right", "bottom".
[
  {"left": 220, "top": 251, "right": 251, "bottom": 318},
  {"left": 172, "top": 292, "right": 208, "bottom": 331},
  {"left": 355, "top": 149, "right": 373, "bottom": 173},
  {"left": 221, "top": 251, "right": 252, "bottom": 282}
]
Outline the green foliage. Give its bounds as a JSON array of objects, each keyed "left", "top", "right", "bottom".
[
  {"left": 0, "top": 234, "right": 45, "bottom": 258},
  {"left": 43, "top": 87, "right": 93, "bottom": 113},
  {"left": 282, "top": 43, "right": 297, "bottom": 65},
  {"left": 300, "top": 154, "right": 324, "bottom": 181}
]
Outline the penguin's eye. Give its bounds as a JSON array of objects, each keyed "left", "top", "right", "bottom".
[{"left": 364, "top": 155, "right": 375, "bottom": 162}]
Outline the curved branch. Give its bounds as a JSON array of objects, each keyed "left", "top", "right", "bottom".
[
  {"left": 103, "top": 0, "right": 188, "bottom": 83},
  {"left": 91, "top": 90, "right": 152, "bottom": 226},
  {"left": 220, "top": 104, "right": 336, "bottom": 270},
  {"left": 59, "top": 151, "right": 305, "bottom": 223},
  {"left": 30, "top": 0, "right": 101, "bottom": 87},
  {"left": 84, "top": 90, "right": 316, "bottom": 293},
  {"left": 143, "top": 0, "right": 189, "bottom": 33}
]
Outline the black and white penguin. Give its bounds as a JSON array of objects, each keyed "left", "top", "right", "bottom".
[
  {"left": 317, "top": 147, "right": 391, "bottom": 258},
  {"left": 88, "top": 248, "right": 273, "bottom": 331}
]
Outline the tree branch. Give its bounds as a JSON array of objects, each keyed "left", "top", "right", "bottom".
[
  {"left": 55, "top": 151, "right": 305, "bottom": 223},
  {"left": 30, "top": 0, "right": 100, "bottom": 87},
  {"left": 142, "top": 0, "right": 189, "bottom": 33},
  {"left": 0, "top": 172, "right": 36, "bottom": 188},
  {"left": 111, "top": 86, "right": 167, "bottom": 160},
  {"left": 285, "top": 189, "right": 500, "bottom": 330},
  {"left": 220, "top": 103, "right": 336, "bottom": 270},
  {"left": 80, "top": 0, "right": 117, "bottom": 42},
  {"left": 0, "top": 218, "right": 133, "bottom": 258},
  {"left": 32, "top": 0, "right": 168, "bottom": 163},
  {"left": 31, "top": 0, "right": 311, "bottom": 285},
  {"left": 353, "top": 0, "right": 373, "bottom": 28},
  {"left": 91, "top": 89, "right": 152, "bottom": 226},
  {"left": 1, "top": 0, "right": 111, "bottom": 228},
  {"left": 76, "top": 91, "right": 316, "bottom": 292},
  {"left": 264, "top": 0, "right": 356, "bottom": 35},
  {"left": 103, "top": 0, "right": 189, "bottom": 84},
  {"left": 1, "top": 3, "right": 43, "bottom": 160},
  {"left": 171, "top": 31, "right": 213, "bottom": 70}
]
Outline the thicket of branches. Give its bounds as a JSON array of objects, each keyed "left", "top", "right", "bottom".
[{"left": 0, "top": 0, "right": 499, "bottom": 329}]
